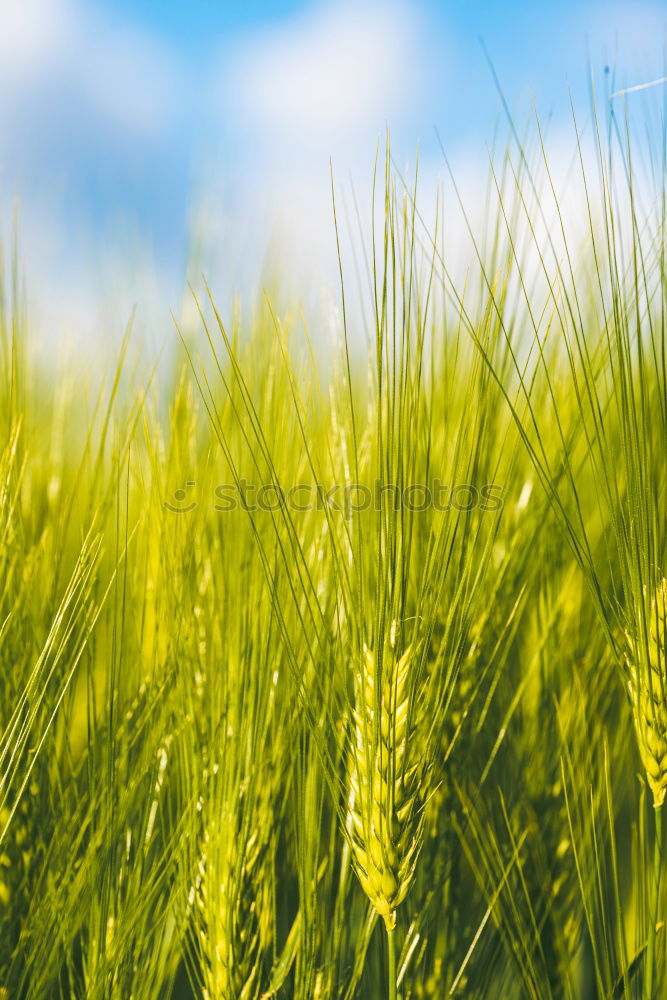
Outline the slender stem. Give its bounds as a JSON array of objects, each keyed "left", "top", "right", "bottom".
[
  {"left": 387, "top": 924, "right": 397, "bottom": 1000},
  {"left": 644, "top": 804, "right": 663, "bottom": 1000}
]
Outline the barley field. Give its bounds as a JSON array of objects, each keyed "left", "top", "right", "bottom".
[{"left": 1, "top": 85, "right": 667, "bottom": 999}]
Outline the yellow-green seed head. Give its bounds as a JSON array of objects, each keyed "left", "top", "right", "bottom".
[
  {"left": 195, "top": 817, "right": 262, "bottom": 1000},
  {"left": 347, "top": 625, "right": 424, "bottom": 930},
  {"left": 627, "top": 579, "right": 667, "bottom": 808}
]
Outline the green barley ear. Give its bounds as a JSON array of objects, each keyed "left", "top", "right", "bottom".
[
  {"left": 627, "top": 579, "right": 667, "bottom": 808},
  {"left": 194, "top": 801, "right": 265, "bottom": 1000},
  {"left": 347, "top": 623, "right": 425, "bottom": 932}
]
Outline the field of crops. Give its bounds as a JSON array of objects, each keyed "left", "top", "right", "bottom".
[{"left": 1, "top": 96, "right": 667, "bottom": 999}]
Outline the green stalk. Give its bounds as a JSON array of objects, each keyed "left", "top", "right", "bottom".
[
  {"left": 387, "top": 925, "right": 397, "bottom": 1000},
  {"left": 644, "top": 804, "right": 663, "bottom": 1000}
]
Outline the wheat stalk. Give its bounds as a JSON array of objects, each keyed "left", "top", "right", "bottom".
[{"left": 347, "top": 623, "right": 425, "bottom": 934}]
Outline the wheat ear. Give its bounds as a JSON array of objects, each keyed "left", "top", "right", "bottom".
[
  {"left": 192, "top": 812, "right": 263, "bottom": 1000},
  {"left": 190, "top": 768, "right": 270, "bottom": 1000},
  {"left": 347, "top": 625, "right": 424, "bottom": 932},
  {"left": 627, "top": 579, "right": 667, "bottom": 808}
]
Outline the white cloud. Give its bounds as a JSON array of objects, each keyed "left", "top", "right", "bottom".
[
  {"left": 0, "top": 0, "right": 187, "bottom": 353},
  {"left": 221, "top": 0, "right": 436, "bottom": 141},
  {"left": 0, "top": 0, "right": 183, "bottom": 137},
  {"left": 0, "top": 0, "right": 70, "bottom": 85},
  {"left": 199, "top": 0, "right": 447, "bottom": 310},
  {"left": 75, "top": 13, "right": 183, "bottom": 134}
]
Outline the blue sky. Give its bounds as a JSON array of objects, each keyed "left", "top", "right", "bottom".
[{"left": 0, "top": 0, "right": 665, "bottom": 346}]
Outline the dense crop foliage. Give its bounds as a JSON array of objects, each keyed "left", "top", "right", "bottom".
[{"left": 2, "top": 90, "right": 667, "bottom": 998}]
